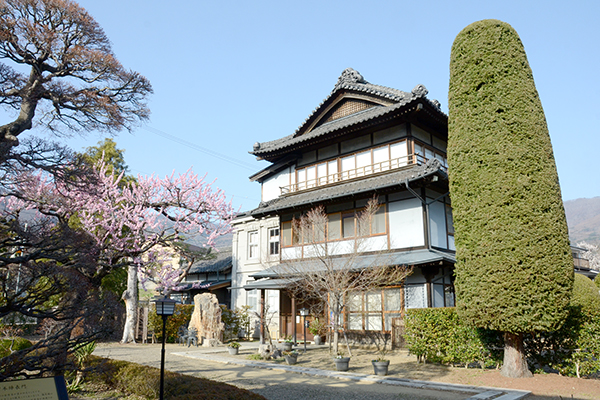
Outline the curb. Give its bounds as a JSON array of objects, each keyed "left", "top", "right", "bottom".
[{"left": 173, "top": 351, "right": 530, "bottom": 400}]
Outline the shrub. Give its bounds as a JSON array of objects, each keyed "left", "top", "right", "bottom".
[
  {"left": 149, "top": 304, "right": 194, "bottom": 343},
  {"left": 404, "top": 308, "right": 502, "bottom": 367},
  {"left": 221, "top": 305, "right": 240, "bottom": 340},
  {"left": 525, "top": 274, "right": 600, "bottom": 377},
  {"left": 405, "top": 290, "right": 600, "bottom": 378},
  {"left": 86, "top": 355, "right": 265, "bottom": 399},
  {"left": 0, "top": 337, "right": 33, "bottom": 358}
]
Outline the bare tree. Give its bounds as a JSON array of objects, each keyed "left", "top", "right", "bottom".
[
  {"left": 278, "top": 198, "right": 412, "bottom": 354},
  {"left": 0, "top": 0, "right": 152, "bottom": 158}
]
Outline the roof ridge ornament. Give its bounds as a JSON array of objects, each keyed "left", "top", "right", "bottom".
[
  {"left": 411, "top": 84, "right": 428, "bottom": 97},
  {"left": 335, "top": 68, "right": 367, "bottom": 89}
]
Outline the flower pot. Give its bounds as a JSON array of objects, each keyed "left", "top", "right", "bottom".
[
  {"left": 281, "top": 342, "right": 293, "bottom": 351},
  {"left": 284, "top": 354, "right": 298, "bottom": 365},
  {"left": 334, "top": 357, "right": 350, "bottom": 371},
  {"left": 228, "top": 347, "right": 239, "bottom": 355},
  {"left": 372, "top": 360, "right": 389, "bottom": 376},
  {"left": 313, "top": 335, "right": 323, "bottom": 345}
]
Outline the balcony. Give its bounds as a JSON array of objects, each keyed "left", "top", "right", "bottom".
[{"left": 280, "top": 153, "right": 446, "bottom": 195}]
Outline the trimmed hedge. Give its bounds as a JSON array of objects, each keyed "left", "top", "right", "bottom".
[
  {"left": 405, "top": 294, "right": 600, "bottom": 377},
  {"left": 148, "top": 304, "right": 194, "bottom": 343},
  {"left": 448, "top": 19, "right": 573, "bottom": 334},
  {"left": 404, "top": 308, "right": 502, "bottom": 367},
  {"left": 86, "top": 355, "right": 266, "bottom": 399}
]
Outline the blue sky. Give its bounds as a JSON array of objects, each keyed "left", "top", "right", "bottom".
[{"left": 15, "top": 0, "right": 600, "bottom": 210}]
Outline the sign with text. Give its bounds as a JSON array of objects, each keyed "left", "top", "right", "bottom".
[{"left": 0, "top": 376, "right": 68, "bottom": 400}]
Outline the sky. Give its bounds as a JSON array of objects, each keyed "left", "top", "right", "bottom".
[{"left": 13, "top": 0, "right": 600, "bottom": 211}]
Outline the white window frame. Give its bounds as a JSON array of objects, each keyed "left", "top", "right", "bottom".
[
  {"left": 248, "top": 230, "right": 258, "bottom": 259},
  {"left": 268, "top": 227, "right": 280, "bottom": 256}
]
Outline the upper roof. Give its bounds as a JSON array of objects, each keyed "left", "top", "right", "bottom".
[{"left": 250, "top": 68, "right": 446, "bottom": 162}]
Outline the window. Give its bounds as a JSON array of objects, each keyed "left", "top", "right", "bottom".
[
  {"left": 282, "top": 221, "right": 292, "bottom": 247},
  {"left": 346, "top": 288, "right": 403, "bottom": 331},
  {"left": 269, "top": 227, "right": 279, "bottom": 255},
  {"left": 248, "top": 231, "right": 258, "bottom": 259},
  {"left": 282, "top": 205, "right": 387, "bottom": 248},
  {"left": 247, "top": 288, "right": 258, "bottom": 312},
  {"left": 342, "top": 212, "right": 355, "bottom": 238}
]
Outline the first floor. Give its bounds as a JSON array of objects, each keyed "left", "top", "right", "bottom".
[{"left": 230, "top": 263, "right": 455, "bottom": 347}]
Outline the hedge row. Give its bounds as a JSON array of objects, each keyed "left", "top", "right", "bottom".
[
  {"left": 404, "top": 302, "right": 600, "bottom": 377},
  {"left": 404, "top": 308, "right": 502, "bottom": 367}
]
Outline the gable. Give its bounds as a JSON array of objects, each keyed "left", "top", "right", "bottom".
[
  {"left": 300, "top": 93, "right": 396, "bottom": 136},
  {"left": 294, "top": 68, "right": 409, "bottom": 138}
]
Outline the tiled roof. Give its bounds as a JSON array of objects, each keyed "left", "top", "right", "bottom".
[
  {"left": 250, "top": 68, "right": 444, "bottom": 159},
  {"left": 249, "top": 248, "right": 456, "bottom": 280},
  {"left": 250, "top": 159, "right": 446, "bottom": 217},
  {"left": 189, "top": 247, "right": 232, "bottom": 274}
]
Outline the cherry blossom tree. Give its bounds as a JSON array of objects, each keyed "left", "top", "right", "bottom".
[{"left": 2, "top": 159, "right": 234, "bottom": 343}]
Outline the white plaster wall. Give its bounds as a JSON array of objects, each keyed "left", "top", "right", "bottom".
[
  {"left": 262, "top": 168, "right": 290, "bottom": 202},
  {"left": 388, "top": 198, "right": 425, "bottom": 249}
]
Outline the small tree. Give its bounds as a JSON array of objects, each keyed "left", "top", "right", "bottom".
[
  {"left": 448, "top": 19, "right": 573, "bottom": 378},
  {"left": 278, "top": 198, "right": 412, "bottom": 354}
]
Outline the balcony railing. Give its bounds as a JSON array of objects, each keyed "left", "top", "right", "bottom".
[{"left": 281, "top": 153, "right": 444, "bottom": 195}]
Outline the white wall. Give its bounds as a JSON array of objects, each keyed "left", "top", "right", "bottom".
[
  {"left": 388, "top": 198, "right": 425, "bottom": 249},
  {"left": 230, "top": 215, "right": 280, "bottom": 314},
  {"left": 262, "top": 168, "right": 290, "bottom": 202}
]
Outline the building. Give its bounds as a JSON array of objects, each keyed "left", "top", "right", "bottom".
[
  {"left": 231, "top": 68, "right": 455, "bottom": 345},
  {"left": 172, "top": 246, "right": 233, "bottom": 308}
]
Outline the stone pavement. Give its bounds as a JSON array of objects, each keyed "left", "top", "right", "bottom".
[{"left": 94, "top": 342, "right": 530, "bottom": 400}]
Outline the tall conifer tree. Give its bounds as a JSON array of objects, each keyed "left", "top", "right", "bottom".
[{"left": 447, "top": 19, "right": 573, "bottom": 378}]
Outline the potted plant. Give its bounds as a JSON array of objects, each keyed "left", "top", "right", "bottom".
[
  {"left": 282, "top": 349, "right": 299, "bottom": 365},
  {"left": 281, "top": 335, "right": 294, "bottom": 352},
  {"left": 227, "top": 341, "right": 240, "bottom": 355},
  {"left": 333, "top": 351, "right": 350, "bottom": 371},
  {"left": 371, "top": 355, "right": 390, "bottom": 376},
  {"left": 308, "top": 318, "right": 326, "bottom": 345},
  {"left": 371, "top": 333, "right": 390, "bottom": 375}
]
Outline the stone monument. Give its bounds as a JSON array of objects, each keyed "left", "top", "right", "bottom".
[{"left": 188, "top": 293, "right": 224, "bottom": 347}]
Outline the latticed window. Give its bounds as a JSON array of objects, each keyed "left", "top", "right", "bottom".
[{"left": 346, "top": 288, "right": 403, "bottom": 331}]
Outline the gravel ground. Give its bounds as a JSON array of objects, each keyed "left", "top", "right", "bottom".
[
  {"left": 94, "top": 342, "right": 473, "bottom": 400},
  {"left": 93, "top": 341, "right": 600, "bottom": 400}
]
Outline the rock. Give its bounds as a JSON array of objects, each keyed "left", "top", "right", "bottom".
[{"left": 188, "top": 293, "right": 224, "bottom": 346}]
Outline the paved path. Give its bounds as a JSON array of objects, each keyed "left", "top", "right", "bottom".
[{"left": 94, "top": 343, "right": 529, "bottom": 400}]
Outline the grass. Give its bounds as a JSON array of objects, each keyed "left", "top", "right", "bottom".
[{"left": 71, "top": 355, "right": 266, "bottom": 400}]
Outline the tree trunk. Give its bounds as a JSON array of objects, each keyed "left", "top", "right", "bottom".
[
  {"left": 501, "top": 332, "right": 532, "bottom": 378},
  {"left": 120, "top": 264, "right": 138, "bottom": 343}
]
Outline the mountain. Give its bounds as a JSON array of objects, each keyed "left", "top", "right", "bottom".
[{"left": 564, "top": 197, "right": 600, "bottom": 246}]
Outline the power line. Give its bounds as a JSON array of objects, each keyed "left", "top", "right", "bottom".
[{"left": 142, "top": 125, "right": 257, "bottom": 171}]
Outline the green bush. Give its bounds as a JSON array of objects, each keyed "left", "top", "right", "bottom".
[
  {"left": 0, "top": 337, "right": 33, "bottom": 358},
  {"left": 404, "top": 308, "right": 501, "bottom": 367},
  {"left": 525, "top": 274, "right": 600, "bottom": 377},
  {"left": 87, "top": 355, "right": 266, "bottom": 399},
  {"left": 148, "top": 304, "right": 194, "bottom": 343},
  {"left": 221, "top": 305, "right": 240, "bottom": 340},
  {"left": 405, "top": 289, "right": 600, "bottom": 377}
]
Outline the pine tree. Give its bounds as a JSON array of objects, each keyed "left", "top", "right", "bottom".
[{"left": 447, "top": 19, "right": 574, "bottom": 378}]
